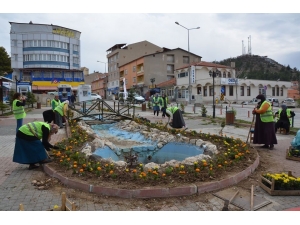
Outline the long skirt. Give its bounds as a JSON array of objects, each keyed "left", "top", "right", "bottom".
[
  {"left": 275, "top": 119, "right": 290, "bottom": 133},
  {"left": 43, "top": 109, "right": 55, "bottom": 123},
  {"left": 171, "top": 110, "right": 185, "bottom": 128},
  {"left": 253, "top": 114, "right": 277, "bottom": 145},
  {"left": 13, "top": 137, "right": 47, "bottom": 164}
]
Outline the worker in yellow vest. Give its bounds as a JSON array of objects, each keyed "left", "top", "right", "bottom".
[
  {"left": 165, "top": 105, "right": 186, "bottom": 129},
  {"left": 54, "top": 100, "right": 69, "bottom": 128},
  {"left": 13, "top": 121, "right": 60, "bottom": 170},
  {"left": 12, "top": 93, "right": 27, "bottom": 134},
  {"left": 274, "top": 104, "right": 295, "bottom": 134},
  {"left": 252, "top": 94, "right": 277, "bottom": 150},
  {"left": 51, "top": 94, "right": 61, "bottom": 110}
]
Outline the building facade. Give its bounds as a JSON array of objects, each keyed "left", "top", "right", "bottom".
[
  {"left": 118, "top": 48, "right": 201, "bottom": 98},
  {"left": 106, "top": 41, "right": 163, "bottom": 98},
  {"left": 175, "top": 61, "right": 291, "bottom": 104},
  {"left": 10, "top": 21, "right": 84, "bottom": 93}
]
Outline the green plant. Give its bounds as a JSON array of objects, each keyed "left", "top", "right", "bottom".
[
  {"left": 201, "top": 104, "right": 207, "bottom": 115},
  {"left": 231, "top": 107, "right": 237, "bottom": 117},
  {"left": 0, "top": 101, "right": 10, "bottom": 115}
]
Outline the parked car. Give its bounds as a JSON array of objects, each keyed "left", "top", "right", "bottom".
[
  {"left": 90, "top": 93, "right": 102, "bottom": 100},
  {"left": 267, "top": 98, "right": 279, "bottom": 107},
  {"left": 283, "top": 98, "right": 296, "bottom": 108},
  {"left": 133, "top": 94, "right": 145, "bottom": 104}
]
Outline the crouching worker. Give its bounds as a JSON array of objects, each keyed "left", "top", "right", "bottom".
[
  {"left": 13, "top": 121, "right": 60, "bottom": 170},
  {"left": 165, "top": 106, "right": 186, "bottom": 129}
]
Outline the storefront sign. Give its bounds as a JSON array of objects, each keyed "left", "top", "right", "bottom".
[
  {"left": 190, "top": 66, "right": 196, "bottom": 84},
  {"left": 53, "top": 28, "right": 75, "bottom": 38},
  {"left": 221, "top": 78, "right": 238, "bottom": 85}
]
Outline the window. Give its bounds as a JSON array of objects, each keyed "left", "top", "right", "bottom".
[
  {"left": 73, "top": 44, "right": 78, "bottom": 51},
  {"left": 223, "top": 72, "right": 226, "bottom": 78},
  {"left": 240, "top": 86, "right": 244, "bottom": 96},
  {"left": 133, "top": 66, "right": 136, "bottom": 72},
  {"left": 276, "top": 87, "right": 279, "bottom": 96},
  {"left": 125, "top": 69, "right": 127, "bottom": 75},
  {"left": 12, "top": 40, "right": 17, "bottom": 46},
  {"left": 197, "top": 87, "right": 202, "bottom": 95},
  {"left": 167, "top": 64, "right": 174, "bottom": 74},
  {"left": 272, "top": 87, "right": 275, "bottom": 96},
  {"left": 259, "top": 87, "right": 265, "bottom": 95},
  {"left": 209, "top": 86, "right": 213, "bottom": 96},
  {"left": 183, "top": 56, "right": 189, "bottom": 64},
  {"left": 229, "top": 86, "right": 234, "bottom": 96},
  {"left": 227, "top": 72, "right": 231, "bottom": 78},
  {"left": 167, "top": 54, "right": 174, "bottom": 63},
  {"left": 44, "top": 72, "right": 52, "bottom": 78},
  {"left": 13, "top": 54, "right": 17, "bottom": 61},
  {"left": 247, "top": 86, "right": 251, "bottom": 96},
  {"left": 133, "top": 77, "right": 136, "bottom": 83},
  {"left": 203, "top": 86, "right": 207, "bottom": 96},
  {"left": 280, "top": 88, "right": 283, "bottom": 96},
  {"left": 178, "top": 72, "right": 188, "bottom": 78}
]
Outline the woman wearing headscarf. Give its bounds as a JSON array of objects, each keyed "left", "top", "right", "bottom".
[
  {"left": 13, "top": 122, "right": 60, "bottom": 170},
  {"left": 252, "top": 94, "right": 277, "bottom": 150},
  {"left": 166, "top": 105, "right": 186, "bottom": 129},
  {"left": 274, "top": 104, "right": 294, "bottom": 134},
  {"left": 12, "top": 93, "right": 27, "bottom": 134},
  {"left": 54, "top": 100, "right": 69, "bottom": 128}
]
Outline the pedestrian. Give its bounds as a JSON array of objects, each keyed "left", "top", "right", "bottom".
[
  {"left": 54, "top": 100, "right": 69, "bottom": 128},
  {"left": 252, "top": 94, "right": 277, "bottom": 150},
  {"left": 13, "top": 121, "right": 60, "bottom": 170},
  {"left": 70, "top": 91, "right": 76, "bottom": 107},
  {"left": 152, "top": 93, "right": 161, "bottom": 117},
  {"left": 12, "top": 92, "right": 27, "bottom": 134},
  {"left": 51, "top": 94, "right": 61, "bottom": 110},
  {"left": 161, "top": 93, "right": 169, "bottom": 118},
  {"left": 274, "top": 104, "right": 295, "bottom": 134},
  {"left": 165, "top": 105, "right": 186, "bottom": 129}
]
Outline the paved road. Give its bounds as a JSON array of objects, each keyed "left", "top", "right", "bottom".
[{"left": 0, "top": 102, "right": 300, "bottom": 211}]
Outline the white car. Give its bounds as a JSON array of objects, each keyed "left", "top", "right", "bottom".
[
  {"left": 283, "top": 98, "right": 296, "bottom": 108},
  {"left": 90, "top": 93, "right": 102, "bottom": 100}
]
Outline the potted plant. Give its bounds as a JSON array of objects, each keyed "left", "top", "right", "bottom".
[{"left": 201, "top": 104, "right": 207, "bottom": 117}]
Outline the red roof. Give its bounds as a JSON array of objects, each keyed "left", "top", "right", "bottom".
[{"left": 156, "top": 78, "right": 176, "bottom": 88}]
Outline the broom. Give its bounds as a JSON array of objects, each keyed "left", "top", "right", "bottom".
[{"left": 246, "top": 113, "right": 256, "bottom": 144}]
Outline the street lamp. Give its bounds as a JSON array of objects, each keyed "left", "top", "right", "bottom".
[
  {"left": 150, "top": 78, "right": 155, "bottom": 88},
  {"left": 97, "top": 61, "right": 107, "bottom": 73},
  {"left": 209, "top": 68, "right": 221, "bottom": 118},
  {"left": 175, "top": 21, "right": 200, "bottom": 104}
]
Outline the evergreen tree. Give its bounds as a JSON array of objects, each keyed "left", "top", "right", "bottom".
[
  {"left": 0, "top": 47, "right": 12, "bottom": 75},
  {"left": 127, "top": 88, "right": 136, "bottom": 104}
]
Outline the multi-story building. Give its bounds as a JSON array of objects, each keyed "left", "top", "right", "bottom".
[
  {"left": 86, "top": 72, "right": 107, "bottom": 98},
  {"left": 106, "top": 41, "right": 163, "bottom": 98},
  {"left": 9, "top": 21, "right": 84, "bottom": 93},
  {"left": 118, "top": 48, "right": 201, "bottom": 98}
]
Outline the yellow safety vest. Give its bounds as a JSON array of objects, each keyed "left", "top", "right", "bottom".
[
  {"left": 276, "top": 108, "right": 292, "bottom": 125},
  {"left": 19, "top": 122, "right": 50, "bottom": 139},
  {"left": 12, "top": 99, "right": 26, "bottom": 119},
  {"left": 259, "top": 101, "right": 274, "bottom": 123},
  {"left": 167, "top": 106, "right": 178, "bottom": 114},
  {"left": 54, "top": 102, "right": 65, "bottom": 116},
  {"left": 51, "top": 99, "right": 61, "bottom": 110}
]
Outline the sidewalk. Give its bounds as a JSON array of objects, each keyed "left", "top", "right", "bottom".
[{"left": 0, "top": 104, "right": 299, "bottom": 211}]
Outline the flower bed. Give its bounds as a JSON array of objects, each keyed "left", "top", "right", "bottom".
[
  {"left": 286, "top": 147, "right": 300, "bottom": 162},
  {"left": 259, "top": 171, "right": 300, "bottom": 196},
  {"left": 50, "top": 117, "right": 256, "bottom": 187}
]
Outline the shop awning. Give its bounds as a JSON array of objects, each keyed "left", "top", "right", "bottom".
[{"left": 33, "top": 86, "right": 78, "bottom": 91}]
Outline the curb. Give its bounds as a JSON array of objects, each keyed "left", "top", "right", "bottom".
[{"left": 42, "top": 152, "right": 260, "bottom": 199}]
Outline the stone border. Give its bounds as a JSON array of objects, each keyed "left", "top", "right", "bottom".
[{"left": 42, "top": 153, "right": 259, "bottom": 199}]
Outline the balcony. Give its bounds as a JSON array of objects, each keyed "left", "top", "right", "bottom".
[{"left": 137, "top": 70, "right": 144, "bottom": 76}]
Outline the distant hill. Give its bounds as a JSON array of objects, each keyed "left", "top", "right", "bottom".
[{"left": 215, "top": 54, "right": 300, "bottom": 82}]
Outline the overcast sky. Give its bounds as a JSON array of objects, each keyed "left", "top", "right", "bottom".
[{"left": 1, "top": 1, "right": 300, "bottom": 74}]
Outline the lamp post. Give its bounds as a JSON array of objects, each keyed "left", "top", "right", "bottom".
[
  {"left": 175, "top": 21, "right": 200, "bottom": 104},
  {"left": 97, "top": 61, "right": 107, "bottom": 73},
  {"left": 150, "top": 78, "right": 155, "bottom": 88},
  {"left": 209, "top": 68, "right": 221, "bottom": 118}
]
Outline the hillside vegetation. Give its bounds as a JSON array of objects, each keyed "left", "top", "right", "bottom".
[{"left": 216, "top": 54, "right": 300, "bottom": 82}]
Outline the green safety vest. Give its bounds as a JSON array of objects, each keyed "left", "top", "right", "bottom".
[
  {"left": 259, "top": 101, "right": 274, "bottom": 123},
  {"left": 152, "top": 96, "right": 161, "bottom": 106},
  {"left": 167, "top": 106, "right": 179, "bottom": 114},
  {"left": 19, "top": 122, "right": 50, "bottom": 139},
  {"left": 12, "top": 99, "right": 26, "bottom": 119},
  {"left": 51, "top": 99, "right": 61, "bottom": 110},
  {"left": 276, "top": 108, "right": 292, "bottom": 125},
  {"left": 54, "top": 102, "right": 65, "bottom": 116}
]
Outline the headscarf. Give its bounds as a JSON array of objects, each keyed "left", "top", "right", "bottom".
[
  {"left": 281, "top": 104, "right": 287, "bottom": 110},
  {"left": 256, "top": 94, "right": 266, "bottom": 102},
  {"left": 50, "top": 123, "right": 59, "bottom": 134}
]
